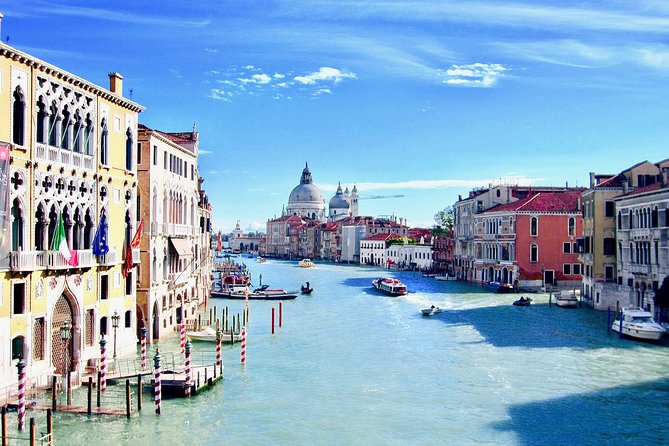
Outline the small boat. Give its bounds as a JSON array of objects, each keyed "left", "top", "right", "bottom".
[
  {"left": 421, "top": 306, "right": 443, "bottom": 316},
  {"left": 555, "top": 290, "right": 579, "bottom": 308},
  {"left": 372, "top": 278, "right": 408, "bottom": 296},
  {"left": 611, "top": 307, "right": 666, "bottom": 341},
  {"left": 211, "top": 289, "right": 298, "bottom": 300},
  {"left": 301, "top": 282, "right": 314, "bottom": 295},
  {"left": 513, "top": 297, "right": 532, "bottom": 306},
  {"left": 257, "top": 256, "right": 267, "bottom": 263},
  {"left": 186, "top": 326, "right": 242, "bottom": 343},
  {"left": 298, "top": 258, "right": 316, "bottom": 268},
  {"left": 486, "top": 281, "right": 515, "bottom": 293},
  {"left": 435, "top": 274, "right": 456, "bottom": 281}
]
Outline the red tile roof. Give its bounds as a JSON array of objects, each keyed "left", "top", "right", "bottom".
[
  {"left": 622, "top": 182, "right": 664, "bottom": 197},
  {"left": 484, "top": 189, "right": 584, "bottom": 213},
  {"left": 363, "top": 233, "right": 393, "bottom": 241}
]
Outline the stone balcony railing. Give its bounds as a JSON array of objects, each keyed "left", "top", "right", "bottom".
[
  {"left": 630, "top": 228, "right": 651, "bottom": 239},
  {"left": 627, "top": 263, "right": 652, "bottom": 275},
  {"left": 35, "top": 143, "right": 94, "bottom": 172},
  {"left": 10, "top": 251, "right": 46, "bottom": 271},
  {"left": 97, "top": 249, "right": 117, "bottom": 266}
]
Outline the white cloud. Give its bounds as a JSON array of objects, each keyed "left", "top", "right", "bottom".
[
  {"left": 273, "top": 73, "right": 285, "bottom": 79},
  {"left": 252, "top": 73, "right": 272, "bottom": 84},
  {"left": 439, "top": 63, "right": 508, "bottom": 87},
  {"left": 199, "top": 149, "right": 213, "bottom": 155},
  {"left": 294, "top": 67, "right": 357, "bottom": 85}
]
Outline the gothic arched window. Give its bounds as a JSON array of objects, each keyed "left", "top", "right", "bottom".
[
  {"left": 100, "top": 118, "right": 109, "bottom": 165},
  {"left": 125, "top": 127, "right": 133, "bottom": 171},
  {"left": 12, "top": 87, "right": 25, "bottom": 146},
  {"left": 11, "top": 198, "right": 24, "bottom": 251}
]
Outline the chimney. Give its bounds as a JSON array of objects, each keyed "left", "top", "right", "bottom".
[
  {"left": 108, "top": 72, "right": 123, "bottom": 96},
  {"left": 662, "top": 168, "right": 668, "bottom": 186},
  {"left": 622, "top": 179, "right": 629, "bottom": 194},
  {"left": 589, "top": 172, "right": 595, "bottom": 188}
]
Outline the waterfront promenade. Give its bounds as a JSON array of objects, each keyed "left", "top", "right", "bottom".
[{"left": 13, "top": 259, "right": 669, "bottom": 445}]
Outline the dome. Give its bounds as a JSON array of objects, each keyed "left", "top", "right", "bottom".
[
  {"left": 329, "top": 182, "right": 350, "bottom": 210},
  {"left": 289, "top": 183, "right": 324, "bottom": 204}
]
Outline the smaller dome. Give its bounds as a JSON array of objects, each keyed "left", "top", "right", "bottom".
[{"left": 329, "top": 182, "right": 350, "bottom": 210}]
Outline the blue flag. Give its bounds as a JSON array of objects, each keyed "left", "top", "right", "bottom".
[{"left": 92, "top": 213, "right": 109, "bottom": 256}]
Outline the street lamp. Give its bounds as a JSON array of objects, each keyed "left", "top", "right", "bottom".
[
  {"left": 59, "top": 320, "right": 71, "bottom": 373},
  {"left": 111, "top": 311, "right": 120, "bottom": 361}
]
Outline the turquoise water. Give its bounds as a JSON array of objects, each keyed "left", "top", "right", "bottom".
[{"left": 41, "top": 261, "right": 669, "bottom": 444}]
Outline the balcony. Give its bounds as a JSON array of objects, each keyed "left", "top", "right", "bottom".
[
  {"left": 10, "top": 251, "right": 46, "bottom": 272},
  {"left": 76, "top": 250, "right": 95, "bottom": 268},
  {"left": 627, "top": 263, "right": 651, "bottom": 275},
  {"left": 167, "top": 223, "right": 192, "bottom": 238},
  {"left": 630, "top": 228, "right": 651, "bottom": 239},
  {"left": 46, "top": 251, "right": 69, "bottom": 269},
  {"left": 97, "top": 249, "right": 117, "bottom": 266},
  {"left": 133, "top": 248, "right": 140, "bottom": 264},
  {"left": 34, "top": 143, "right": 94, "bottom": 172}
]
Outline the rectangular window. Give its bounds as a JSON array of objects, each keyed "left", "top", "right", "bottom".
[
  {"left": 605, "top": 201, "right": 615, "bottom": 218},
  {"left": 153, "top": 145, "right": 158, "bottom": 166},
  {"left": 573, "top": 242, "right": 578, "bottom": 253},
  {"left": 603, "top": 238, "right": 615, "bottom": 256},
  {"left": 563, "top": 264, "right": 571, "bottom": 275},
  {"left": 572, "top": 263, "right": 582, "bottom": 275},
  {"left": 100, "top": 275, "right": 109, "bottom": 300},
  {"left": 563, "top": 242, "right": 571, "bottom": 254},
  {"left": 136, "top": 142, "right": 142, "bottom": 164},
  {"left": 12, "top": 282, "right": 25, "bottom": 315},
  {"left": 605, "top": 265, "right": 615, "bottom": 281},
  {"left": 163, "top": 152, "right": 168, "bottom": 169}
]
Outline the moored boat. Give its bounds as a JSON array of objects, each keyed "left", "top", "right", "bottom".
[
  {"left": 487, "top": 281, "right": 515, "bottom": 293},
  {"left": 211, "top": 289, "right": 298, "bottom": 300},
  {"left": 186, "top": 326, "right": 242, "bottom": 343},
  {"left": 611, "top": 307, "right": 667, "bottom": 341},
  {"left": 513, "top": 297, "right": 532, "bottom": 306},
  {"left": 372, "top": 278, "right": 408, "bottom": 296},
  {"left": 435, "top": 274, "right": 456, "bottom": 281},
  {"left": 555, "top": 290, "right": 579, "bottom": 308}
]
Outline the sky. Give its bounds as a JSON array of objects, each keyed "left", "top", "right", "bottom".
[{"left": 3, "top": 1, "right": 669, "bottom": 233}]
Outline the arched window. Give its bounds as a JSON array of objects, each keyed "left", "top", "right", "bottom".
[
  {"left": 617, "top": 211, "right": 622, "bottom": 230},
  {"left": 125, "top": 310, "right": 132, "bottom": 328},
  {"left": 34, "top": 203, "right": 46, "bottom": 250},
  {"left": 11, "top": 336, "right": 24, "bottom": 360},
  {"left": 100, "top": 118, "right": 109, "bottom": 165},
  {"left": 73, "top": 112, "right": 83, "bottom": 153},
  {"left": 11, "top": 198, "right": 24, "bottom": 251},
  {"left": 84, "top": 114, "right": 93, "bottom": 155},
  {"left": 568, "top": 217, "right": 575, "bottom": 236},
  {"left": 48, "top": 102, "right": 58, "bottom": 146},
  {"left": 32, "top": 318, "right": 45, "bottom": 360},
  {"left": 530, "top": 243, "right": 538, "bottom": 263},
  {"left": 530, "top": 217, "right": 538, "bottom": 237},
  {"left": 47, "top": 205, "right": 58, "bottom": 248},
  {"left": 651, "top": 207, "right": 658, "bottom": 228},
  {"left": 629, "top": 243, "right": 634, "bottom": 263},
  {"left": 100, "top": 316, "right": 108, "bottom": 337},
  {"left": 12, "top": 87, "right": 25, "bottom": 146},
  {"left": 84, "top": 209, "right": 94, "bottom": 249},
  {"left": 36, "top": 97, "right": 47, "bottom": 144},
  {"left": 125, "top": 127, "right": 133, "bottom": 171},
  {"left": 60, "top": 106, "right": 70, "bottom": 150}
]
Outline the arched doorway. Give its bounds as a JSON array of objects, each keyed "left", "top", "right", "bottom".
[
  {"left": 488, "top": 266, "right": 494, "bottom": 282},
  {"left": 152, "top": 300, "right": 160, "bottom": 342},
  {"left": 502, "top": 268, "right": 509, "bottom": 284},
  {"left": 51, "top": 294, "right": 74, "bottom": 374}
]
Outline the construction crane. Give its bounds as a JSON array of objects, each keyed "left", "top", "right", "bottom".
[{"left": 359, "top": 194, "right": 405, "bottom": 200}]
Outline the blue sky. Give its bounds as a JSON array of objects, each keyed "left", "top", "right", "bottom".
[{"left": 4, "top": 1, "right": 669, "bottom": 232}]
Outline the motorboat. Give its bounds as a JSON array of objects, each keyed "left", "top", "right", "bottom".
[
  {"left": 257, "top": 256, "right": 267, "bottom": 263},
  {"left": 372, "top": 278, "right": 408, "bottom": 296},
  {"left": 298, "top": 258, "right": 316, "bottom": 268},
  {"left": 435, "top": 274, "right": 456, "bottom": 281},
  {"left": 513, "top": 297, "right": 532, "bottom": 306},
  {"left": 186, "top": 326, "right": 242, "bottom": 344},
  {"left": 421, "top": 306, "right": 443, "bottom": 316},
  {"left": 555, "top": 290, "right": 579, "bottom": 308},
  {"left": 611, "top": 307, "right": 667, "bottom": 341},
  {"left": 486, "top": 281, "right": 515, "bottom": 293}
]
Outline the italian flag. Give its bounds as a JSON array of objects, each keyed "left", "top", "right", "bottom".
[{"left": 51, "top": 212, "right": 79, "bottom": 267}]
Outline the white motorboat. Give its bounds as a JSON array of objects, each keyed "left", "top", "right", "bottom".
[
  {"left": 435, "top": 275, "right": 456, "bottom": 281},
  {"left": 555, "top": 290, "right": 579, "bottom": 308},
  {"left": 186, "top": 326, "right": 242, "bottom": 343},
  {"left": 372, "top": 278, "right": 408, "bottom": 296},
  {"left": 298, "top": 258, "right": 316, "bottom": 268},
  {"left": 611, "top": 307, "right": 667, "bottom": 341},
  {"left": 421, "top": 306, "right": 443, "bottom": 316}
]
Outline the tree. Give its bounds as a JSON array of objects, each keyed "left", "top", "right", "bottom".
[{"left": 432, "top": 206, "right": 454, "bottom": 236}]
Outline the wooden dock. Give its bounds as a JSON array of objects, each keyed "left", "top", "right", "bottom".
[{"left": 160, "top": 364, "right": 223, "bottom": 398}]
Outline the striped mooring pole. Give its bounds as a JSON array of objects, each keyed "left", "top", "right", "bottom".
[
  {"left": 180, "top": 321, "right": 186, "bottom": 360},
  {"left": 17, "top": 357, "right": 26, "bottom": 431},
  {"left": 99, "top": 336, "right": 107, "bottom": 393},
  {"left": 184, "top": 341, "right": 192, "bottom": 398},
  {"left": 154, "top": 349, "right": 162, "bottom": 414},
  {"left": 215, "top": 330, "right": 222, "bottom": 367},
  {"left": 240, "top": 326, "right": 247, "bottom": 364},
  {"left": 140, "top": 327, "right": 147, "bottom": 370}
]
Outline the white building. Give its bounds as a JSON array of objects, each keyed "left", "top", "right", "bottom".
[
  {"left": 284, "top": 163, "right": 326, "bottom": 222},
  {"left": 360, "top": 234, "right": 392, "bottom": 267},
  {"left": 387, "top": 238, "right": 434, "bottom": 270}
]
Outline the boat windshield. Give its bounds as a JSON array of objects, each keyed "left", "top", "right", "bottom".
[{"left": 631, "top": 316, "right": 654, "bottom": 323}]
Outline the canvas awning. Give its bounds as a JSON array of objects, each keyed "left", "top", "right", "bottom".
[{"left": 169, "top": 237, "right": 193, "bottom": 258}]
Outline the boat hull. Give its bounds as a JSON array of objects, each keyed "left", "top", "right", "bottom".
[
  {"left": 372, "top": 279, "right": 408, "bottom": 296},
  {"left": 211, "top": 290, "right": 297, "bottom": 300},
  {"left": 611, "top": 323, "right": 665, "bottom": 341},
  {"left": 555, "top": 298, "right": 579, "bottom": 308},
  {"left": 421, "top": 308, "right": 443, "bottom": 316}
]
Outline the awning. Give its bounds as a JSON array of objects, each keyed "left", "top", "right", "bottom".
[{"left": 169, "top": 238, "right": 193, "bottom": 258}]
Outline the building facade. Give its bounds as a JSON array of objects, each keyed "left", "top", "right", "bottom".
[
  {"left": 136, "top": 123, "right": 206, "bottom": 342},
  {"left": 0, "top": 42, "right": 143, "bottom": 385}
]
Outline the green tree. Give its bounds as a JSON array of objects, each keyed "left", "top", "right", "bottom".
[{"left": 432, "top": 206, "right": 454, "bottom": 236}]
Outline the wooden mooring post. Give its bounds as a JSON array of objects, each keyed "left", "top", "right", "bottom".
[
  {"left": 51, "top": 376, "right": 57, "bottom": 412},
  {"left": 97, "top": 371, "right": 102, "bottom": 408},
  {"left": 46, "top": 409, "right": 52, "bottom": 444},
  {"left": 29, "top": 418, "right": 35, "bottom": 446},
  {"left": 137, "top": 375, "right": 143, "bottom": 412},
  {"left": 125, "top": 380, "right": 131, "bottom": 419},
  {"left": 87, "top": 377, "right": 93, "bottom": 417},
  {"left": 2, "top": 405, "right": 7, "bottom": 446}
]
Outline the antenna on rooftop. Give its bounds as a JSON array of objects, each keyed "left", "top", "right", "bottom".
[{"left": 129, "top": 89, "right": 134, "bottom": 100}]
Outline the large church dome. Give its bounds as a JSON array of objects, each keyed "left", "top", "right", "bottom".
[{"left": 285, "top": 163, "right": 326, "bottom": 221}]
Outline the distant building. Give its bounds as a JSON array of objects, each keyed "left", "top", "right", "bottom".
[{"left": 229, "top": 221, "right": 264, "bottom": 253}]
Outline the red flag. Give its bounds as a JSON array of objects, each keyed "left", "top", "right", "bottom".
[
  {"left": 130, "top": 219, "right": 144, "bottom": 249},
  {"left": 122, "top": 244, "right": 133, "bottom": 278}
]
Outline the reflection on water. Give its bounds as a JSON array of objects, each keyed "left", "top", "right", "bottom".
[{"left": 44, "top": 260, "right": 668, "bottom": 446}]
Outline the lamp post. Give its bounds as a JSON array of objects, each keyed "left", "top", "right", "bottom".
[
  {"left": 59, "top": 320, "right": 71, "bottom": 373},
  {"left": 111, "top": 311, "right": 120, "bottom": 361}
]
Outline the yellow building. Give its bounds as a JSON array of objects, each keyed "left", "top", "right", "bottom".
[
  {"left": 0, "top": 42, "right": 143, "bottom": 387},
  {"left": 581, "top": 161, "right": 662, "bottom": 310}
]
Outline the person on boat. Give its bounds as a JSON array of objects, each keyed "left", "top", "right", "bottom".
[{"left": 519, "top": 296, "right": 527, "bottom": 303}]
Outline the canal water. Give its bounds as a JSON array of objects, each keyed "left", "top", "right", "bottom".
[{"left": 47, "top": 260, "right": 668, "bottom": 445}]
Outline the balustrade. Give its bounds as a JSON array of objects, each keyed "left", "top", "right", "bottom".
[{"left": 9, "top": 251, "right": 46, "bottom": 271}]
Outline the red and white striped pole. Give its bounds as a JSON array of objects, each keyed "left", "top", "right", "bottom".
[
  {"left": 240, "top": 326, "right": 246, "bottom": 364},
  {"left": 140, "top": 327, "right": 147, "bottom": 371},
  {"left": 184, "top": 341, "right": 192, "bottom": 398},
  {"left": 99, "top": 337, "right": 107, "bottom": 393},
  {"left": 215, "top": 330, "right": 222, "bottom": 367},
  {"left": 180, "top": 320, "right": 186, "bottom": 361},
  {"left": 153, "top": 349, "right": 162, "bottom": 414},
  {"left": 16, "top": 358, "right": 26, "bottom": 431}
]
